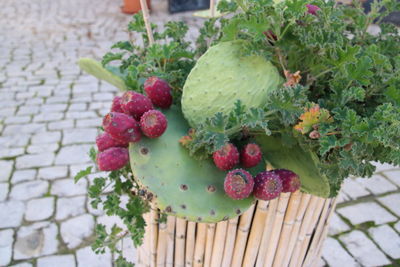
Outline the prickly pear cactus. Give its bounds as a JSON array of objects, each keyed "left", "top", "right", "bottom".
[
  {"left": 181, "top": 40, "right": 282, "bottom": 127},
  {"left": 129, "top": 107, "right": 261, "bottom": 223}
]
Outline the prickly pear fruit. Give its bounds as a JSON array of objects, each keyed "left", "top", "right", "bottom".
[
  {"left": 120, "top": 91, "right": 153, "bottom": 120},
  {"left": 144, "top": 76, "right": 173, "bottom": 109},
  {"left": 240, "top": 143, "right": 262, "bottom": 168},
  {"left": 273, "top": 169, "right": 301, "bottom": 193},
  {"left": 213, "top": 143, "right": 240, "bottom": 171},
  {"left": 96, "top": 132, "right": 128, "bottom": 152},
  {"left": 103, "top": 112, "right": 141, "bottom": 143},
  {"left": 111, "top": 96, "right": 124, "bottom": 113},
  {"left": 224, "top": 169, "right": 254, "bottom": 200},
  {"left": 97, "top": 147, "right": 129, "bottom": 171},
  {"left": 140, "top": 110, "right": 168, "bottom": 138},
  {"left": 306, "top": 4, "right": 320, "bottom": 15},
  {"left": 253, "top": 171, "right": 282, "bottom": 200}
]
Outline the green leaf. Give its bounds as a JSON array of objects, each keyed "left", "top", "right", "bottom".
[
  {"left": 74, "top": 166, "right": 92, "bottom": 183},
  {"left": 345, "top": 56, "right": 373, "bottom": 86}
]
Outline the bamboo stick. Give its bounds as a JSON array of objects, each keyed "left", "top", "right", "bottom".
[
  {"left": 270, "top": 191, "right": 302, "bottom": 267},
  {"left": 203, "top": 223, "right": 216, "bottom": 267},
  {"left": 210, "top": 220, "right": 229, "bottom": 267},
  {"left": 175, "top": 218, "right": 187, "bottom": 267},
  {"left": 156, "top": 220, "right": 168, "bottom": 267},
  {"left": 255, "top": 198, "right": 279, "bottom": 267},
  {"left": 185, "top": 221, "right": 197, "bottom": 267},
  {"left": 150, "top": 208, "right": 158, "bottom": 267},
  {"left": 221, "top": 217, "right": 239, "bottom": 267},
  {"left": 143, "top": 211, "right": 152, "bottom": 266},
  {"left": 210, "top": 0, "right": 216, "bottom": 17},
  {"left": 242, "top": 200, "right": 269, "bottom": 267},
  {"left": 231, "top": 203, "right": 256, "bottom": 267},
  {"left": 139, "top": 0, "right": 154, "bottom": 45},
  {"left": 193, "top": 223, "right": 207, "bottom": 267},
  {"left": 166, "top": 216, "right": 176, "bottom": 267}
]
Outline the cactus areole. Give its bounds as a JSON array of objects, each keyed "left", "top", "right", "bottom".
[{"left": 181, "top": 40, "right": 282, "bottom": 127}]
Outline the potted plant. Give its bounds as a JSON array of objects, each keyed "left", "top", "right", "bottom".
[
  {"left": 122, "top": 0, "right": 151, "bottom": 14},
  {"left": 76, "top": 0, "right": 400, "bottom": 265}
]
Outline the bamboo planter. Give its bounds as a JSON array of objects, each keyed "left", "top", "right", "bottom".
[{"left": 137, "top": 191, "right": 336, "bottom": 267}]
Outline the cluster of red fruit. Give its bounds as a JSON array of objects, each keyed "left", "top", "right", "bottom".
[
  {"left": 213, "top": 143, "right": 300, "bottom": 201},
  {"left": 95, "top": 77, "right": 172, "bottom": 171}
]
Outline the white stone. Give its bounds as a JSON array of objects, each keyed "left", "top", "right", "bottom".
[
  {"left": 34, "top": 113, "right": 64, "bottom": 122},
  {"left": 56, "top": 196, "right": 86, "bottom": 220},
  {"left": 0, "top": 147, "right": 25, "bottom": 158},
  {"left": 0, "top": 160, "right": 13, "bottom": 182},
  {"left": 339, "top": 230, "right": 390, "bottom": 267},
  {"left": 4, "top": 115, "right": 31, "bottom": 124},
  {"left": 3, "top": 123, "right": 46, "bottom": 136},
  {"left": 37, "top": 254, "right": 76, "bottom": 267},
  {"left": 373, "top": 162, "right": 396, "bottom": 172},
  {"left": 383, "top": 170, "right": 400, "bottom": 187},
  {"left": 11, "top": 169, "right": 37, "bottom": 183},
  {"left": 25, "top": 197, "right": 55, "bottom": 221},
  {"left": 51, "top": 178, "right": 87, "bottom": 197},
  {"left": 341, "top": 178, "right": 369, "bottom": 200},
  {"left": 40, "top": 104, "right": 68, "bottom": 113},
  {"left": 66, "top": 111, "right": 98, "bottom": 119},
  {"left": 62, "top": 128, "right": 98, "bottom": 145},
  {"left": 10, "top": 180, "right": 49, "bottom": 201},
  {"left": 97, "top": 214, "right": 126, "bottom": 232},
  {"left": 355, "top": 175, "right": 397, "bottom": 195},
  {"left": 48, "top": 120, "right": 74, "bottom": 130},
  {"left": 16, "top": 153, "right": 55, "bottom": 169},
  {"left": 321, "top": 237, "right": 359, "bottom": 267},
  {"left": 9, "top": 263, "right": 33, "bottom": 267},
  {"left": 76, "top": 246, "right": 112, "bottom": 267},
  {"left": 55, "top": 145, "right": 92, "bottom": 165},
  {"left": 68, "top": 103, "right": 87, "bottom": 111},
  {"left": 395, "top": 221, "right": 400, "bottom": 233},
  {"left": 14, "top": 222, "right": 58, "bottom": 260},
  {"left": 0, "top": 200, "right": 25, "bottom": 228},
  {"left": 0, "top": 183, "right": 8, "bottom": 201},
  {"left": 378, "top": 193, "right": 400, "bottom": 216},
  {"left": 76, "top": 118, "right": 102, "bottom": 128},
  {"left": 328, "top": 213, "right": 350, "bottom": 235},
  {"left": 119, "top": 237, "right": 137, "bottom": 264},
  {"left": 0, "top": 135, "right": 30, "bottom": 148},
  {"left": 337, "top": 202, "right": 396, "bottom": 225},
  {"left": 60, "top": 214, "right": 94, "bottom": 249},
  {"left": 38, "top": 166, "right": 68, "bottom": 180},
  {"left": 0, "top": 229, "right": 14, "bottom": 266},
  {"left": 27, "top": 143, "right": 59, "bottom": 154},
  {"left": 368, "top": 225, "right": 400, "bottom": 259},
  {"left": 31, "top": 131, "right": 61, "bottom": 144}
]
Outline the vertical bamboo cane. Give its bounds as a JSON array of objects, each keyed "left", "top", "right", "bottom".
[
  {"left": 139, "top": 0, "right": 154, "bottom": 45},
  {"left": 185, "top": 221, "right": 197, "bottom": 267},
  {"left": 143, "top": 211, "right": 152, "bottom": 266},
  {"left": 231, "top": 203, "right": 256, "bottom": 267},
  {"left": 221, "top": 217, "right": 239, "bottom": 267},
  {"left": 150, "top": 208, "right": 158, "bottom": 267},
  {"left": 175, "top": 218, "right": 187, "bottom": 267},
  {"left": 193, "top": 223, "right": 207, "bottom": 267},
  {"left": 203, "top": 223, "right": 216, "bottom": 267},
  {"left": 210, "top": 220, "right": 229, "bottom": 267},
  {"left": 210, "top": 0, "right": 216, "bottom": 17},
  {"left": 242, "top": 200, "right": 269, "bottom": 267},
  {"left": 166, "top": 216, "right": 176, "bottom": 267},
  {"left": 269, "top": 191, "right": 302, "bottom": 267},
  {"left": 156, "top": 220, "right": 168, "bottom": 267}
]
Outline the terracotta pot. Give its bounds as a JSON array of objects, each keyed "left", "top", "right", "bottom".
[{"left": 121, "top": 0, "right": 151, "bottom": 14}]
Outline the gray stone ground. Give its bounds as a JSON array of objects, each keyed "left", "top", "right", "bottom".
[{"left": 0, "top": 0, "right": 399, "bottom": 266}]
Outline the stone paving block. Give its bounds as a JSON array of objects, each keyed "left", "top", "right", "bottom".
[
  {"left": 31, "top": 131, "right": 61, "bottom": 144},
  {"left": 37, "top": 254, "right": 76, "bottom": 267},
  {"left": 11, "top": 169, "right": 37, "bottom": 184},
  {"left": 14, "top": 222, "right": 58, "bottom": 260},
  {"left": 328, "top": 213, "right": 351, "bottom": 236},
  {"left": 76, "top": 246, "right": 112, "bottom": 267},
  {"left": 56, "top": 196, "right": 86, "bottom": 220},
  {"left": 0, "top": 147, "right": 25, "bottom": 158},
  {"left": 16, "top": 153, "right": 55, "bottom": 169},
  {"left": 61, "top": 214, "right": 94, "bottom": 249},
  {"left": 17, "top": 105, "right": 39, "bottom": 115},
  {"left": 0, "top": 201, "right": 25, "bottom": 228},
  {"left": 4, "top": 115, "right": 31, "bottom": 124},
  {"left": 10, "top": 180, "right": 49, "bottom": 201},
  {"left": 3, "top": 123, "right": 46, "bottom": 135},
  {"left": 395, "top": 221, "right": 400, "bottom": 233},
  {"left": 27, "top": 143, "right": 59, "bottom": 154},
  {"left": 355, "top": 175, "right": 397, "bottom": 195},
  {"left": 0, "top": 134, "right": 30, "bottom": 148},
  {"left": 0, "top": 160, "right": 13, "bottom": 182},
  {"left": 337, "top": 202, "right": 396, "bottom": 225},
  {"left": 66, "top": 111, "right": 98, "bottom": 119},
  {"left": 76, "top": 118, "right": 102, "bottom": 128},
  {"left": 321, "top": 237, "right": 359, "bottom": 267},
  {"left": 48, "top": 119, "right": 74, "bottom": 130},
  {"left": 40, "top": 104, "right": 68, "bottom": 113},
  {"left": 9, "top": 263, "right": 33, "bottom": 267},
  {"left": 68, "top": 103, "right": 87, "bottom": 111},
  {"left": 383, "top": 170, "right": 400, "bottom": 187},
  {"left": 34, "top": 112, "right": 64, "bottom": 122},
  {"left": 368, "top": 224, "right": 400, "bottom": 259},
  {"left": 38, "top": 166, "right": 68, "bottom": 180},
  {"left": 63, "top": 128, "right": 98, "bottom": 145},
  {"left": 25, "top": 197, "right": 55, "bottom": 221},
  {"left": 378, "top": 193, "right": 400, "bottom": 217},
  {"left": 51, "top": 178, "right": 87, "bottom": 197},
  {"left": 0, "top": 183, "right": 9, "bottom": 201},
  {"left": 341, "top": 178, "right": 370, "bottom": 200},
  {"left": 55, "top": 145, "right": 92, "bottom": 165},
  {"left": 373, "top": 162, "right": 396, "bottom": 172},
  {"left": 0, "top": 229, "right": 14, "bottom": 266},
  {"left": 339, "top": 230, "right": 390, "bottom": 267},
  {"left": 0, "top": 107, "right": 16, "bottom": 117}
]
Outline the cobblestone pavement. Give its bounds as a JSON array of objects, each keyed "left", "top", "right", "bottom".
[{"left": 0, "top": 0, "right": 399, "bottom": 266}]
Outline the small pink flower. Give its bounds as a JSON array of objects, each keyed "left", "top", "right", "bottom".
[{"left": 306, "top": 4, "right": 321, "bottom": 16}]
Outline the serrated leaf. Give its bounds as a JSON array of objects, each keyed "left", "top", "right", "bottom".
[{"left": 74, "top": 166, "right": 92, "bottom": 183}]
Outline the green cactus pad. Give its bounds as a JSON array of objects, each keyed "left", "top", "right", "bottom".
[
  {"left": 181, "top": 40, "right": 282, "bottom": 127},
  {"left": 256, "top": 135, "right": 330, "bottom": 198},
  {"left": 129, "top": 107, "right": 259, "bottom": 223},
  {"left": 78, "top": 58, "right": 127, "bottom": 91}
]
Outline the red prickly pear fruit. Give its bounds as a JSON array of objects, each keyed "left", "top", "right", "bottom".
[
  {"left": 102, "top": 112, "right": 141, "bottom": 143},
  {"left": 240, "top": 143, "right": 262, "bottom": 168},
  {"left": 213, "top": 143, "right": 240, "bottom": 171},
  {"left": 120, "top": 91, "right": 154, "bottom": 120},
  {"left": 111, "top": 96, "right": 124, "bottom": 113},
  {"left": 253, "top": 171, "right": 283, "bottom": 200},
  {"left": 97, "top": 147, "right": 129, "bottom": 171},
  {"left": 96, "top": 132, "right": 128, "bottom": 152},
  {"left": 306, "top": 4, "right": 320, "bottom": 16},
  {"left": 144, "top": 76, "right": 173, "bottom": 109},
  {"left": 273, "top": 169, "right": 301, "bottom": 193},
  {"left": 224, "top": 169, "right": 254, "bottom": 200},
  {"left": 140, "top": 110, "right": 168, "bottom": 138}
]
